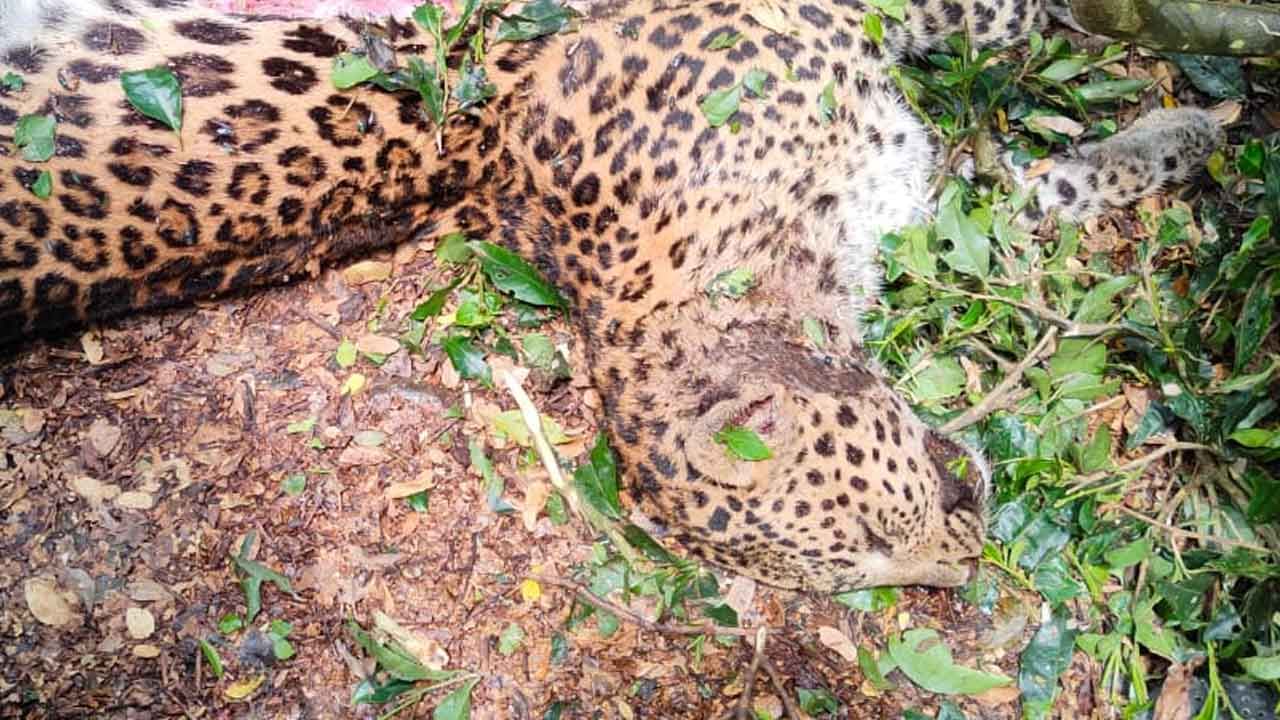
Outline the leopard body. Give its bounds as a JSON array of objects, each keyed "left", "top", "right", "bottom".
[{"left": 0, "top": 0, "right": 1220, "bottom": 590}]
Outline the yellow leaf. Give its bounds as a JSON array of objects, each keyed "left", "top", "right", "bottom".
[
  {"left": 341, "top": 372, "right": 367, "bottom": 396},
  {"left": 224, "top": 675, "right": 264, "bottom": 701},
  {"left": 747, "top": 0, "right": 795, "bottom": 35},
  {"left": 520, "top": 579, "right": 542, "bottom": 603},
  {"left": 1162, "top": 94, "right": 1178, "bottom": 109}
]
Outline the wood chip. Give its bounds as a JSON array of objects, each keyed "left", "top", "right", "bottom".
[{"left": 125, "top": 607, "right": 155, "bottom": 640}]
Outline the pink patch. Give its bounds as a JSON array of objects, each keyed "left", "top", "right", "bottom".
[{"left": 199, "top": 0, "right": 441, "bottom": 19}]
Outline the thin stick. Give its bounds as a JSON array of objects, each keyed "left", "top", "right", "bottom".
[
  {"left": 1072, "top": 440, "right": 1215, "bottom": 487},
  {"left": 763, "top": 657, "right": 802, "bottom": 719},
  {"left": 499, "top": 369, "right": 641, "bottom": 563},
  {"left": 940, "top": 327, "right": 1058, "bottom": 434},
  {"left": 532, "top": 574, "right": 759, "bottom": 638},
  {"left": 1110, "top": 505, "right": 1273, "bottom": 554},
  {"left": 733, "top": 628, "right": 769, "bottom": 720}
]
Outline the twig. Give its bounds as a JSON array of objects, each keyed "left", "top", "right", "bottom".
[
  {"left": 940, "top": 327, "right": 1058, "bottom": 434},
  {"left": 499, "top": 369, "right": 640, "bottom": 563},
  {"left": 531, "top": 574, "right": 760, "bottom": 638},
  {"left": 1110, "top": 504, "right": 1273, "bottom": 554},
  {"left": 1072, "top": 440, "right": 1214, "bottom": 487},
  {"left": 763, "top": 657, "right": 802, "bottom": 719},
  {"left": 732, "top": 628, "right": 769, "bottom": 720}
]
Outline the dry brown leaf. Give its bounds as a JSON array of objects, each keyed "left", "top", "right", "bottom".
[
  {"left": 356, "top": 335, "right": 401, "bottom": 356},
  {"left": 127, "top": 579, "right": 173, "bottom": 604},
  {"left": 973, "top": 685, "right": 1022, "bottom": 706},
  {"left": 71, "top": 475, "right": 121, "bottom": 505},
  {"left": 384, "top": 473, "right": 433, "bottom": 500},
  {"left": 342, "top": 260, "right": 392, "bottom": 285},
  {"left": 817, "top": 626, "right": 859, "bottom": 663},
  {"left": 338, "top": 446, "right": 389, "bottom": 467},
  {"left": 87, "top": 418, "right": 121, "bottom": 456},
  {"left": 24, "top": 576, "right": 79, "bottom": 627},
  {"left": 747, "top": 0, "right": 795, "bottom": 35},
  {"left": 522, "top": 480, "right": 550, "bottom": 531},
  {"left": 80, "top": 331, "right": 105, "bottom": 365},
  {"left": 1153, "top": 660, "right": 1200, "bottom": 720},
  {"left": 132, "top": 644, "right": 161, "bottom": 658},
  {"left": 373, "top": 612, "right": 450, "bottom": 670},
  {"left": 125, "top": 607, "right": 155, "bottom": 639},
  {"left": 1026, "top": 114, "right": 1085, "bottom": 137},
  {"left": 116, "top": 491, "right": 155, "bottom": 510}
]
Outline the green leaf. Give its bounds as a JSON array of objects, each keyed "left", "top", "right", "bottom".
[
  {"left": 1076, "top": 78, "right": 1150, "bottom": 104},
  {"left": 796, "top": 687, "right": 838, "bottom": 715},
  {"left": 437, "top": 233, "right": 473, "bottom": 264},
  {"left": 30, "top": 170, "right": 52, "bottom": 199},
  {"left": 413, "top": 280, "right": 461, "bottom": 320},
  {"left": 1039, "top": 57, "right": 1088, "bottom": 82},
  {"left": 887, "top": 628, "right": 1013, "bottom": 695},
  {"left": 352, "top": 677, "right": 417, "bottom": 705},
  {"left": 865, "top": 0, "right": 907, "bottom": 22},
  {"left": 714, "top": 425, "right": 773, "bottom": 461},
  {"left": 1235, "top": 272, "right": 1274, "bottom": 370},
  {"left": 442, "top": 334, "right": 492, "bottom": 387},
  {"left": 706, "top": 267, "right": 755, "bottom": 298},
  {"left": 703, "top": 603, "right": 739, "bottom": 627},
  {"left": 405, "top": 490, "right": 431, "bottom": 512},
  {"left": 120, "top": 67, "right": 183, "bottom": 131},
  {"left": 620, "top": 523, "right": 678, "bottom": 563},
  {"left": 742, "top": 68, "right": 769, "bottom": 98},
  {"left": 862, "top": 12, "right": 884, "bottom": 45},
  {"left": 938, "top": 194, "right": 990, "bottom": 278},
  {"left": 1048, "top": 338, "right": 1106, "bottom": 379},
  {"left": 498, "top": 623, "right": 525, "bottom": 655},
  {"left": 834, "top": 587, "right": 900, "bottom": 612},
  {"left": 335, "top": 338, "right": 358, "bottom": 368},
  {"left": 272, "top": 636, "right": 296, "bottom": 660},
  {"left": 468, "top": 241, "right": 566, "bottom": 308},
  {"left": 910, "top": 357, "right": 965, "bottom": 403},
  {"left": 520, "top": 333, "right": 558, "bottom": 369},
  {"left": 1240, "top": 654, "right": 1280, "bottom": 681},
  {"left": 231, "top": 533, "right": 296, "bottom": 624},
  {"left": 408, "top": 56, "right": 447, "bottom": 126},
  {"left": 1, "top": 71, "right": 22, "bottom": 91},
  {"left": 331, "top": 53, "right": 378, "bottom": 89},
  {"left": 803, "top": 317, "right": 828, "bottom": 349},
  {"left": 817, "top": 79, "right": 838, "bottom": 125},
  {"left": 217, "top": 612, "right": 244, "bottom": 634},
  {"left": 1018, "top": 611, "right": 1076, "bottom": 720},
  {"left": 281, "top": 473, "right": 306, "bottom": 496},
  {"left": 453, "top": 59, "right": 496, "bottom": 111},
  {"left": 708, "top": 31, "right": 743, "bottom": 50},
  {"left": 15, "top": 114, "right": 55, "bottom": 162},
  {"left": 445, "top": 0, "right": 482, "bottom": 45},
  {"left": 470, "top": 440, "right": 514, "bottom": 513},
  {"left": 433, "top": 677, "right": 480, "bottom": 720},
  {"left": 348, "top": 619, "right": 434, "bottom": 682},
  {"left": 700, "top": 84, "right": 742, "bottom": 128},
  {"left": 1074, "top": 276, "right": 1135, "bottom": 323},
  {"left": 1167, "top": 53, "right": 1246, "bottom": 99},
  {"left": 574, "top": 433, "right": 622, "bottom": 519},
  {"left": 198, "top": 639, "right": 225, "bottom": 679},
  {"left": 857, "top": 646, "right": 896, "bottom": 691},
  {"left": 495, "top": 0, "right": 577, "bottom": 43}
]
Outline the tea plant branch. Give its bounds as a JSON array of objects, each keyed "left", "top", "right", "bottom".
[
  {"left": 1110, "top": 504, "right": 1273, "bottom": 554},
  {"left": 499, "top": 369, "right": 640, "bottom": 564},
  {"left": 1072, "top": 440, "right": 1215, "bottom": 488},
  {"left": 924, "top": 282, "right": 1125, "bottom": 337},
  {"left": 531, "top": 574, "right": 761, "bottom": 638},
  {"left": 940, "top": 326, "right": 1058, "bottom": 433},
  {"left": 724, "top": 628, "right": 770, "bottom": 720}
]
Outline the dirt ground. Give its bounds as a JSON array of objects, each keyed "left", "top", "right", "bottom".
[{"left": 0, "top": 230, "right": 1093, "bottom": 718}]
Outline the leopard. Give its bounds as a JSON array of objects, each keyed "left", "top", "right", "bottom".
[{"left": 0, "top": 0, "right": 1222, "bottom": 592}]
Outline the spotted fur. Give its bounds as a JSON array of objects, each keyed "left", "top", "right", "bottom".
[{"left": 0, "top": 0, "right": 1219, "bottom": 590}]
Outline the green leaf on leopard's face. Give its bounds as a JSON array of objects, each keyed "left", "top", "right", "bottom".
[
  {"left": 700, "top": 83, "right": 742, "bottom": 128},
  {"left": 714, "top": 425, "right": 773, "bottom": 461},
  {"left": 494, "top": 0, "right": 578, "bottom": 43},
  {"left": 120, "top": 67, "right": 183, "bottom": 132},
  {"left": 14, "top": 114, "right": 55, "bottom": 162},
  {"left": 331, "top": 53, "right": 378, "bottom": 89}
]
